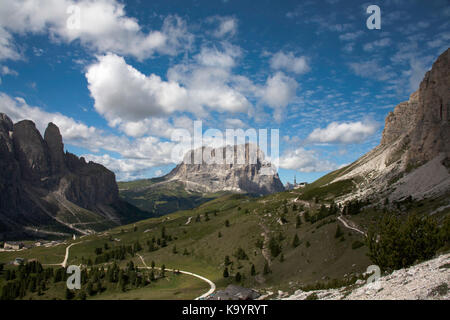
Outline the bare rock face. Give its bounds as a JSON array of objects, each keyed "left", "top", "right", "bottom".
[
  {"left": 0, "top": 114, "right": 22, "bottom": 228},
  {"left": 329, "top": 48, "right": 450, "bottom": 202},
  {"left": 166, "top": 144, "right": 285, "bottom": 195},
  {"left": 13, "top": 120, "right": 50, "bottom": 184},
  {"left": 381, "top": 48, "right": 450, "bottom": 166},
  {"left": 44, "top": 122, "right": 66, "bottom": 176},
  {"left": 285, "top": 253, "right": 450, "bottom": 300},
  {"left": 0, "top": 114, "right": 128, "bottom": 239},
  {"left": 63, "top": 153, "right": 119, "bottom": 209}
]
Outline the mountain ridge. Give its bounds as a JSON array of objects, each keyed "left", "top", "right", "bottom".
[
  {"left": 312, "top": 48, "right": 450, "bottom": 204},
  {"left": 0, "top": 115, "right": 151, "bottom": 240},
  {"left": 118, "top": 144, "right": 285, "bottom": 216},
  {"left": 166, "top": 144, "right": 285, "bottom": 195}
]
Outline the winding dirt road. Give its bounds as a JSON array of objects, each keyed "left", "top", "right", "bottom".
[
  {"left": 137, "top": 254, "right": 216, "bottom": 300},
  {"left": 43, "top": 241, "right": 83, "bottom": 267}
]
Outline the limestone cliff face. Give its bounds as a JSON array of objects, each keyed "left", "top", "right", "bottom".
[
  {"left": 13, "top": 120, "right": 51, "bottom": 185},
  {"left": 44, "top": 122, "right": 67, "bottom": 176},
  {"left": 381, "top": 48, "right": 450, "bottom": 166},
  {"left": 165, "top": 144, "right": 285, "bottom": 195},
  {"left": 63, "top": 152, "right": 119, "bottom": 209},
  {"left": 330, "top": 48, "right": 450, "bottom": 202},
  {"left": 0, "top": 115, "right": 129, "bottom": 239}
]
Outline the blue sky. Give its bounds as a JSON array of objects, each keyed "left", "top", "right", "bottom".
[{"left": 0, "top": 0, "right": 448, "bottom": 184}]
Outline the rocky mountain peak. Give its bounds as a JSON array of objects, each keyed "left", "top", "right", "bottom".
[
  {"left": 381, "top": 48, "right": 450, "bottom": 166},
  {"left": 328, "top": 48, "right": 449, "bottom": 202},
  {"left": 0, "top": 114, "right": 133, "bottom": 238},
  {"left": 0, "top": 113, "right": 13, "bottom": 133},
  {"left": 0, "top": 113, "right": 14, "bottom": 153},
  {"left": 44, "top": 122, "right": 66, "bottom": 175},
  {"left": 166, "top": 143, "right": 284, "bottom": 195},
  {"left": 13, "top": 119, "right": 50, "bottom": 183}
]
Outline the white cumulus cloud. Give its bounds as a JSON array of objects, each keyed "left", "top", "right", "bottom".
[
  {"left": 306, "top": 120, "right": 379, "bottom": 144},
  {"left": 86, "top": 53, "right": 191, "bottom": 124},
  {"left": 210, "top": 16, "right": 238, "bottom": 38},
  {"left": 270, "top": 51, "right": 310, "bottom": 74},
  {"left": 279, "top": 147, "right": 338, "bottom": 172},
  {"left": 0, "top": 0, "right": 192, "bottom": 60},
  {"left": 0, "top": 92, "right": 181, "bottom": 179}
]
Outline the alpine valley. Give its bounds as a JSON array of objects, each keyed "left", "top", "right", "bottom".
[{"left": 0, "top": 46, "right": 448, "bottom": 300}]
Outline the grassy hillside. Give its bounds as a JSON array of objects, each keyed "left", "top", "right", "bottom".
[
  {"left": 0, "top": 190, "right": 373, "bottom": 300},
  {"left": 118, "top": 179, "right": 227, "bottom": 216}
]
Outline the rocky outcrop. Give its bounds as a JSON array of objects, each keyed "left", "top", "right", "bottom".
[
  {"left": 165, "top": 144, "right": 285, "bottom": 195},
  {"left": 63, "top": 153, "right": 119, "bottom": 210},
  {"left": 44, "top": 122, "right": 66, "bottom": 176},
  {"left": 0, "top": 114, "right": 23, "bottom": 232},
  {"left": 13, "top": 120, "right": 51, "bottom": 185},
  {"left": 0, "top": 114, "right": 147, "bottom": 239},
  {"left": 328, "top": 48, "right": 450, "bottom": 202},
  {"left": 381, "top": 48, "right": 450, "bottom": 166},
  {"left": 284, "top": 253, "right": 450, "bottom": 300}
]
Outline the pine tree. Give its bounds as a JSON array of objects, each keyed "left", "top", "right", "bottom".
[
  {"left": 263, "top": 262, "right": 271, "bottom": 275},
  {"left": 269, "top": 237, "right": 282, "bottom": 258},
  {"left": 65, "top": 288, "right": 74, "bottom": 300},
  {"left": 296, "top": 215, "right": 302, "bottom": 228},
  {"left": 250, "top": 264, "right": 256, "bottom": 276},
  {"left": 78, "top": 290, "right": 87, "bottom": 300},
  {"left": 225, "top": 220, "right": 230, "bottom": 227},
  {"left": 292, "top": 234, "right": 300, "bottom": 248},
  {"left": 235, "top": 272, "right": 242, "bottom": 282},
  {"left": 223, "top": 267, "right": 229, "bottom": 278},
  {"left": 87, "top": 282, "right": 94, "bottom": 296},
  {"left": 304, "top": 210, "right": 310, "bottom": 222}
]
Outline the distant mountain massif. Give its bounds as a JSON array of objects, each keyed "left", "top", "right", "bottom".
[{"left": 119, "top": 144, "right": 285, "bottom": 215}]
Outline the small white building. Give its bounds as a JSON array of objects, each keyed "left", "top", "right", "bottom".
[{"left": 4, "top": 242, "right": 23, "bottom": 250}]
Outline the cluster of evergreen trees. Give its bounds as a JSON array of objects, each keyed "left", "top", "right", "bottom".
[
  {"left": 0, "top": 257, "right": 168, "bottom": 300},
  {"left": 342, "top": 200, "right": 366, "bottom": 215},
  {"left": 268, "top": 235, "right": 283, "bottom": 258},
  {"left": 305, "top": 202, "right": 339, "bottom": 224},
  {"left": 93, "top": 242, "right": 142, "bottom": 265},
  {"left": 1, "top": 261, "right": 56, "bottom": 300},
  {"left": 367, "top": 213, "right": 450, "bottom": 271}
]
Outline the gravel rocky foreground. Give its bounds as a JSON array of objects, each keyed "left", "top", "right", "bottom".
[{"left": 284, "top": 253, "right": 450, "bottom": 300}]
